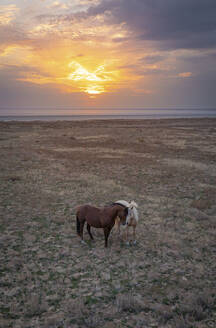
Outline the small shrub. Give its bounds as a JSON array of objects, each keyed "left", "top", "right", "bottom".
[
  {"left": 191, "top": 199, "right": 212, "bottom": 210},
  {"left": 172, "top": 315, "right": 192, "bottom": 328},
  {"left": 116, "top": 293, "right": 143, "bottom": 313},
  {"left": 83, "top": 314, "right": 102, "bottom": 328},
  {"left": 24, "top": 293, "right": 48, "bottom": 318}
]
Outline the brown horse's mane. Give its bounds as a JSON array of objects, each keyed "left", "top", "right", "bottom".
[
  {"left": 99, "top": 203, "right": 127, "bottom": 212},
  {"left": 77, "top": 203, "right": 126, "bottom": 211},
  {"left": 111, "top": 203, "right": 129, "bottom": 216},
  {"left": 112, "top": 202, "right": 127, "bottom": 208}
]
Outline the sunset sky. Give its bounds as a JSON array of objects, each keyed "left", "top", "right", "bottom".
[{"left": 0, "top": 0, "right": 216, "bottom": 112}]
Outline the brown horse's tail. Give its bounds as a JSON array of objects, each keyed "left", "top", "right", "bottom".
[{"left": 76, "top": 215, "right": 80, "bottom": 236}]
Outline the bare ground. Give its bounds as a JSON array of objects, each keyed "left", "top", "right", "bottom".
[{"left": 0, "top": 118, "right": 216, "bottom": 328}]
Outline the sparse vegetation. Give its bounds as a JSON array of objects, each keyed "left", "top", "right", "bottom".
[{"left": 0, "top": 118, "right": 215, "bottom": 327}]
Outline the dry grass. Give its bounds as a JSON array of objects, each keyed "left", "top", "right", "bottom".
[{"left": 0, "top": 118, "right": 216, "bottom": 328}]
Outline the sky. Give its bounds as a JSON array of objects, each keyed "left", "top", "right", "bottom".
[{"left": 0, "top": 0, "right": 216, "bottom": 112}]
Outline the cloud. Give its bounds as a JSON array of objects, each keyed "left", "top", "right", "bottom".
[
  {"left": 48, "top": 1, "right": 69, "bottom": 10},
  {"left": 0, "top": 24, "right": 27, "bottom": 46},
  {"left": 0, "top": 4, "right": 19, "bottom": 25},
  {"left": 178, "top": 72, "right": 193, "bottom": 78},
  {"left": 88, "top": 0, "right": 216, "bottom": 50},
  {"left": 139, "top": 54, "right": 166, "bottom": 64}
]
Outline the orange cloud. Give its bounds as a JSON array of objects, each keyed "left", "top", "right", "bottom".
[
  {"left": 0, "top": 4, "right": 19, "bottom": 25},
  {"left": 178, "top": 72, "right": 193, "bottom": 78}
]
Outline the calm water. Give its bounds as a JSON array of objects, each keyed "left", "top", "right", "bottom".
[{"left": 0, "top": 108, "right": 216, "bottom": 121}]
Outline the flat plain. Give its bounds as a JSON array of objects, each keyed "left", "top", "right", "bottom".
[{"left": 0, "top": 118, "right": 216, "bottom": 328}]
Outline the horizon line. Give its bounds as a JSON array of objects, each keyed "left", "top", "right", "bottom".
[{"left": 1, "top": 107, "right": 216, "bottom": 111}]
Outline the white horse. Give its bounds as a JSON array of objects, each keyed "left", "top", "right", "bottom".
[{"left": 114, "top": 200, "right": 139, "bottom": 245}]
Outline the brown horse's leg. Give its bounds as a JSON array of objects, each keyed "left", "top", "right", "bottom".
[
  {"left": 79, "top": 221, "right": 85, "bottom": 242},
  {"left": 87, "top": 224, "right": 94, "bottom": 240},
  {"left": 76, "top": 214, "right": 85, "bottom": 238},
  {"left": 117, "top": 220, "right": 121, "bottom": 237},
  {"left": 76, "top": 215, "right": 81, "bottom": 236},
  {"left": 115, "top": 218, "right": 120, "bottom": 236},
  {"left": 104, "top": 227, "right": 112, "bottom": 247}
]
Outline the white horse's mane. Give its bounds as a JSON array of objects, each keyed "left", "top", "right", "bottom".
[{"left": 115, "top": 200, "right": 138, "bottom": 209}]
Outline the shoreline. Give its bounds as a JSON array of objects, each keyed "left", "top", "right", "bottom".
[
  {"left": 0, "top": 108, "right": 216, "bottom": 122},
  {"left": 1, "top": 115, "right": 216, "bottom": 123}
]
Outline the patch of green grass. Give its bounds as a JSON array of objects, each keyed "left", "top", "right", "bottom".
[
  {"left": 32, "top": 216, "right": 51, "bottom": 229},
  {"left": 70, "top": 277, "right": 80, "bottom": 289},
  {"left": 84, "top": 295, "right": 98, "bottom": 305},
  {"left": 162, "top": 296, "right": 172, "bottom": 305},
  {"left": 0, "top": 306, "right": 20, "bottom": 319},
  {"left": 17, "top": 230, "right": 24, "bottom": 239},
  {"left": 48, "top": 297, "right": 61, "bottom": 307},
  {"left": 48, "top": 271, "right": 60, "bottom": 281},
  {"left": 0, "top": 224, "right": 6, "bottom": 233}
]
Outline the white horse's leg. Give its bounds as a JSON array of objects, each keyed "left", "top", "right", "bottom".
[
  {"left": 125, "top": 226, "right": 130, "bottom": 245},
  {"left": 133, "top": 225, "right": 137, "bottom": 245}
]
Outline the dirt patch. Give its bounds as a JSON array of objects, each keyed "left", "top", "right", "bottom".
[
  {"left": 77, "top": 134, "right": 110, "bottom": 140},
  {"left": 51, "top": 146, "right": 154, "bottom": 160}
]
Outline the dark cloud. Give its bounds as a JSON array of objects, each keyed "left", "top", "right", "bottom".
[
  {"left": 139, "top": 55, "right": 166, "bottom": 64},
  {"left": 0, "top": 24, "right": 28, "bottom": 45},
  {"left": 88, "top": 0, "right": 216, "bottom": 50},
  {"left": 111, "top": 36, "right": 130, "bottom": 43},
  {"left": 179, "top": 51, "right": 216, "bottom": 63}
]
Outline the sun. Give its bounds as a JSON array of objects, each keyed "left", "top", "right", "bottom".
[
  {"left": 67, "top": 61, "right": 113, "bottom": 95},
  {"left": 68, "top": 62, "right": 102, "bottom": 82},
  {"left": 85, "top": 85, "right": 105, "bottom": 95}
]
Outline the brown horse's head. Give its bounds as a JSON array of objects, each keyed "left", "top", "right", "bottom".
[{"left": 116, "top": 206, "right": 129, "bottom": 226}]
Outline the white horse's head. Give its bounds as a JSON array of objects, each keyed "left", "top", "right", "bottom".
[
  {"left": 127, "top": 200, "right": 139, "bottom": 223},
  {"left": 115, "top": 200, "right": 139, "bottom": 225},
  {"left": 129, "top": 200, "right": 138, "bottom": 209}
]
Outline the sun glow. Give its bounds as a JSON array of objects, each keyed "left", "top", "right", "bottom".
[
  {"left": 85, "top": 85, "right": 105, "bottom": 95},
  {"left": 68, "top": 62, "right": 103, "bottom": 82},
  {"left": 68, "top": 61, "right": 114, "bottom": 95},
  {"left": 0, "top": 40, "right": 135, "bottom": 97}
]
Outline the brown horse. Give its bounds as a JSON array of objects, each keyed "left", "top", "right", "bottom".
[{"left": 76, "top": 203, "right": 129, "bottom": 247}]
